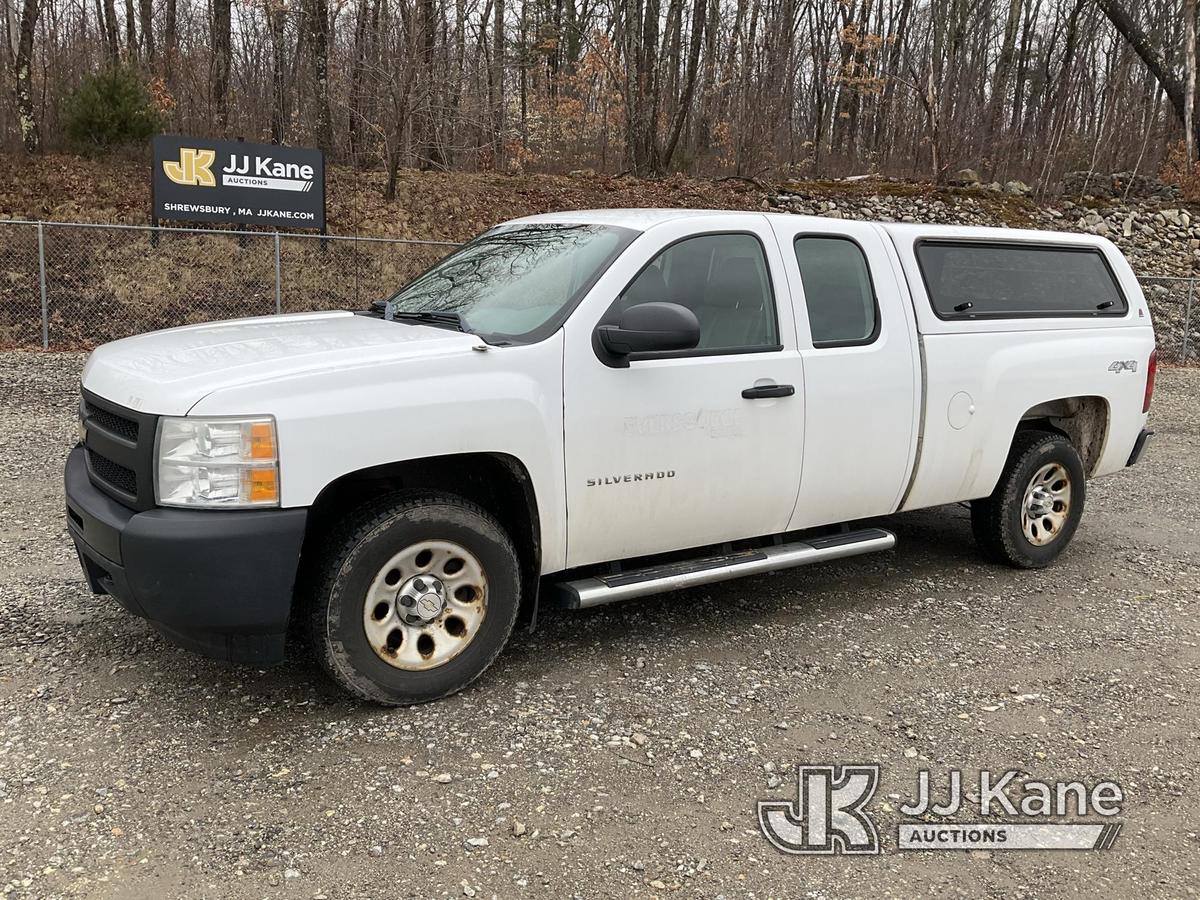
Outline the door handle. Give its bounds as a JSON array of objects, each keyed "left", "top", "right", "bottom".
[{"left": 742, "top": 384, "right": 795, "bottom": 399}]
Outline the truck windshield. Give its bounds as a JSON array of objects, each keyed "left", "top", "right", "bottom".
[{"left": 383, "top": 223, "right": 638, "bottom": 344}]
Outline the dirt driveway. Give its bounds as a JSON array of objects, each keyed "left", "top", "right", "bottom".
[{"left": 1, "top": 351, "right": 1197, "bottom": 899}]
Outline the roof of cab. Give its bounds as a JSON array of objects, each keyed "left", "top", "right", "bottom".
[
  {"left": 504, "top": 208, "right": 1115, "bottom": 250},
  {"left": 506, "top": 208, "right": 737, "bottom": 229}
]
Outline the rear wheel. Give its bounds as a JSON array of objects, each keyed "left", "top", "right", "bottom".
[
  {"left": 971, "top": 429, "right": 1085, "bottom": 569},
  {"left": 308, "top": 493, "right": 520, "bottom": 705}
]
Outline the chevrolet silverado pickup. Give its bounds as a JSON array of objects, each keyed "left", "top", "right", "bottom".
[{"left": 65, "top": 210, "right": 1157, "bottom": 704}]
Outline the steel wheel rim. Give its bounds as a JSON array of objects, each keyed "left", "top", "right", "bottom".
[
  {"left": 362, "top": 539, "right": 488, "bottom": 671},
  {"left": 1021, "top": 462, "right": 1071, "bottom": 547}
]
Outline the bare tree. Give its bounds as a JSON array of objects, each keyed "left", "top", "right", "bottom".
[
  {"left": 1186, "top": 0, "right": 1197, "bottom": 165},
  {"left": 0, "top": 0, "right": 1197, "bottom": 190},
  {"left": 12, "top": 0, "right": 39, "bottom": 152},
  {"left": 101, "top": 0, "right": 119, "bottom": 63},
  {"left": 988, "top": 0, "right": 1022, "bottom": 146},
  {"left": 1096, "top": 0, "right": 1200, "bottom": 157},
  {"left": 163, "top": 0, "right": 177, "bottom": 76},
  {"left": 210, "top": 0, "right": 232, "bottom": 133},
  {"left": 123, "top": 0, "right": 136, "bottom": 60},
  {"left": 492, "top": 0, "right": 505, "bottom": 167},
  {"left": 138, "top": 0, "right": 154, "bottom": 63},
  {"left": 310, "top": 0, "right": 333, "bottom": 151},
  {"left": 267, "top": 0, "right": 290, "bottom": 143}
]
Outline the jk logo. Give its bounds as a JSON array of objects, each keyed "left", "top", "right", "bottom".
[
  {"left": 162, "top": 147, "right": 216, "bottom": 187},
  {"left": 758, "top": 764, "right": 880, "bottom": 855}
]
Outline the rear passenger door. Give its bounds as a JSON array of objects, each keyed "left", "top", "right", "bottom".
[
  {"left": 562, "top": 216, "right": 805, "bottom": 568},
  {"left": 770, "top": 219, "right": 921, "bottom": 529}
]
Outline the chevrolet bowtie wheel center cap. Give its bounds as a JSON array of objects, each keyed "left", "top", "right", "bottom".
[{"left": 398, "top": 575, "right": 447, "bottom": 624}]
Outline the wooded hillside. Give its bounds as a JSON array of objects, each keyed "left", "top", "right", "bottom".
[{"left": 1, "top": 0, "right": 1198, "bottom": 190}]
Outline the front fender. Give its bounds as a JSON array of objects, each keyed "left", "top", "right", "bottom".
[{"left": 189, "top": 333, "right": 568, "bottom": 572}]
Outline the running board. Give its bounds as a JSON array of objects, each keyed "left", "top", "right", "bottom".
[{"left": 557, "top": 527, "right": 896, "bottom": 610}]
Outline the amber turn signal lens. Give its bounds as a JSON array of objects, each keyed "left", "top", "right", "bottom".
[
  {"left": 249, "top": 421, "right": 277, "bottom": 459},
  {"left": 243, "top": 467, "right": 279, "bottom": 503}
]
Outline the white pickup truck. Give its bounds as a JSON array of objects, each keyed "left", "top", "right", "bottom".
[{"left": 66, "top": 210, "right": 1156, "bottom": 704}]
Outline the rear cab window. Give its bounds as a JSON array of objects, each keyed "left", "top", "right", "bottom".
[
  {"left": 793, "top": 236, "right": 879, "bottom": 346},
  {"left": 916, "top": 241, "right": 1128, "bottom": 319}
]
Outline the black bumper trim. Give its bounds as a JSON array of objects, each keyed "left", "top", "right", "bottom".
[
  {"left": 1126, "top": 428, "right": 1153, "bottom": 467},
  {"left": 65, "top": 447, "right": 307, "bottom": 665}
]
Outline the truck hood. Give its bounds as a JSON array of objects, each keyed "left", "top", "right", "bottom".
[{"left": 81, "top": 311, "right": 478, "bottom": 415}]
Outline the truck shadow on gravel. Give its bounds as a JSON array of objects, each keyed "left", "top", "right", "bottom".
[
  {"left": 56, "top": 503, "right": 1011, "bottom": 711},
  {"left": 503, "top": 505, "right": 981, "bottom": 664}
]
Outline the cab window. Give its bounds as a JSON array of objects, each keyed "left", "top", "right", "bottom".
[
  {"left": 611, "top": 233, "right": 778, "bottom": 352},
  {"left": 793, "top": 236, "right": 879, "bottom": 346}
]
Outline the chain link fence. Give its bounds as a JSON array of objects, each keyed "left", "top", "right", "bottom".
[
  {"left": 1137, "top": 276, "right": 1197, "bottom": 365},
  {"left": 0, "top": 220, "right": 457, "bottom": 349},
  {"left": 0, "top": 219, "right": 1196, "bottom": 361}
]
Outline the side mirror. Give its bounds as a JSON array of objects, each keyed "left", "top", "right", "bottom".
[{"left": 596, "top": 302, "right": 700, "bottom": 356}]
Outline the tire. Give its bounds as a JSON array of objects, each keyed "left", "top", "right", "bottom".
[
  {"left": 970, "top": 429, "right": 1086, "bottom": 569},
  {"left": 307, "top": 492, "right": 521, "bottom": 705}
]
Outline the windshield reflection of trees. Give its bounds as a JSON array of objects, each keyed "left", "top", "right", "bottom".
[{"left": 390, "top": 225, "right": 602, "bottom": 315}]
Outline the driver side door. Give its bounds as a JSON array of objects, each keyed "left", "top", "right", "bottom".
[{"left": 561, "top": 215, "right": 806, "bottom": 568}]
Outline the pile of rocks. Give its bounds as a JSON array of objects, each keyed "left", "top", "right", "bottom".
[
  {"left": 765, "top": 184, "right": 1198, "bottom": 277},
  {"left": 1063, "top": 201, "right": 1199, "bottom": 274},
  {"left": 946, "top": 168, "right": 1032, "bottom": 195},
  {"left": 1061, "top": 170, "right": 1182, "bottom": 201}
]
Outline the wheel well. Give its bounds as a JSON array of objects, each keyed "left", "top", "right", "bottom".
[
  {"left": 303, "top": 453, "right": 542, "bottom": 625},
  {"left": 1016, "top": 396, "right": 1110, "bottom": 475}
]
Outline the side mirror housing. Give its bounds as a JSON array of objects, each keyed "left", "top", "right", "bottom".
[{"left": 596, "top": 302, "right": 701, "bottom": 357}]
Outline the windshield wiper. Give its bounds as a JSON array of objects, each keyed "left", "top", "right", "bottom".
[
  {"left": 392, "top": 310, "right": 466, "bottom": 331},
  {"left": 377, "top": 303, "right": 469, "bottom": 333}
]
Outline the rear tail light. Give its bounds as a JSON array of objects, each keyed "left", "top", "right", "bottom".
[{"left": 1142, "top": 347, "right": 1157, "bottom": 413}]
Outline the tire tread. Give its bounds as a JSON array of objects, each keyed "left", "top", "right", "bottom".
[
  {"left": 970, "top": 429, "right": 1084, "bottom": 569},
  {"left": 304, "top": 490, "right": 520, "bottom": 705}
]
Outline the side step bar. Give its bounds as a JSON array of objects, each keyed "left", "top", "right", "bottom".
[{"left": 557, "top": 527, "right": 896, "bottom": 610}]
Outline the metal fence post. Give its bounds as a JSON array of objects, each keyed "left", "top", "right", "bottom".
[
  {"left": 274, "top": 232, "right": 282, "bottom": 315},
  {"left": 37, "top": 222, "right": 48, "bottom": 349},
  {"left": 1183, "top": 279, "right": 1195, "bottom": 364}
]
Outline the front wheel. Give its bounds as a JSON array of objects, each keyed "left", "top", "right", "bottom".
[
  {"left": 971, "top": 429, "right": 1086, "bottom": 569},
  {"left": 307, "top": 493, "right": 521, "bottom": 705}
]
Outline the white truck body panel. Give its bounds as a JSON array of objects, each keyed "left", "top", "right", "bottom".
[
  {"left": 770, "top": 217, "right": 922, "bottom": 530},
  {"left": 187, "top": 331, "right": 571, "bottom": 573},
  {"left": 560, "top": 213, "right": 806, "bottom": 565},
  {"left": 80, "top": 311, "right": 477, "bottom": 416},
  {"left": 80, "top": 209, "right": 1155, "bottom": 578},
  {"left": 882, "top": 222, "right": 1154, "bottom": 509}
]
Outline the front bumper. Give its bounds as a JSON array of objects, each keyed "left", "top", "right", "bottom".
[{"left": 65, "top": 446, "right": 307, "bottom": 664}]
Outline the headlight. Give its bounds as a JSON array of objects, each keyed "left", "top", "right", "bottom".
[{"left": 156, "top": 416, "right": 280, "bottom": 508}]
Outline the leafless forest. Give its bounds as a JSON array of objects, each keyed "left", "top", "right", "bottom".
[{"left": 1, "top": 0, "right": 1198, "bottom": 190}]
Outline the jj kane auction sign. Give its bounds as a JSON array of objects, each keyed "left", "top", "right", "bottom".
[{"left": 152, "top": 135, "right": 325, "bottom": 230}]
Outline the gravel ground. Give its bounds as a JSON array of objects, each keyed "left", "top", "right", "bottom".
[{"left": 1, "top": 350, "right": 1198, "bottom": 899}]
